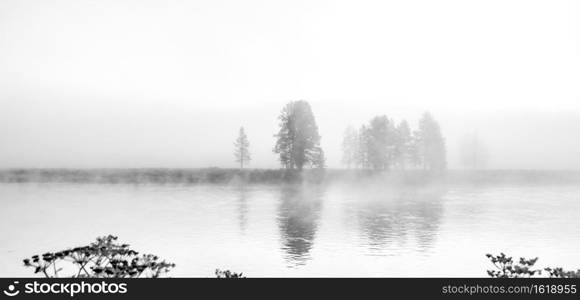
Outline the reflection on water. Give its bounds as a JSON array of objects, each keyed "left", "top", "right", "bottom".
[
  {"left": 1, "top": 182, "right": 580, "bottom": 277},
  {"left": 413, "top": 191, "right": 445, "bottom": 251},
  {"left": 354, "top": 188, "right": 445, "bottom": 255},
  {"left": 277, "top": 185, "right": 324, "bottom": 267},
  {"left": 236, "top": 186, "right": 249, "bottom": 234}
]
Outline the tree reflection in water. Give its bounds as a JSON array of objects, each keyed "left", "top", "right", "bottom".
[
  {"left": 277, "top": 184, "right": 324, "bottom": 267},
  {"left": 236, "top": 185, "right": 249, "bottom": 235},
  {"left": 355, "top": 187, "right": 445, "bottom": 255}
]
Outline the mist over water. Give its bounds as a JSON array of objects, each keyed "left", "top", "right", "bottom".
[{"left": 1, "top": 179, "right": 579, "bottom": 277}]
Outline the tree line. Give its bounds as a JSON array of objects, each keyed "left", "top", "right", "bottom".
[{"left": 234, "top": 100, "right": 446, "bottom": 171}]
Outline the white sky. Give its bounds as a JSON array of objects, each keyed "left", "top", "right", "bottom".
[{"left": 1, "top": 0, "right": 579, "bottom": 169}]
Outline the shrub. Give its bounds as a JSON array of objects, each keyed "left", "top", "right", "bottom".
[
  {"left": 544, "top": 267, "right": 580, "bottom": 278},
  {"left": 486, "top": 253, "right": 580, "bottom": 278},
  {"left": 485, "top": 253, "right": 540, "bottom": 278},
  {"left": 215, "top": 269, "right": 245, "bottom": 278},
  {"left": 23, "top": 235, "right": 175, "bottom": 278}
]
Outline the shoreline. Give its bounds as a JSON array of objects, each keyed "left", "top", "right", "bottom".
[{"left": 1, "top": 168, "right": 580, "bottom": 185}]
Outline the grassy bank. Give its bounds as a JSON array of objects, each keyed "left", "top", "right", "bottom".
[{"left": 1, "top": 168, "right": 580, "bottom": 185}]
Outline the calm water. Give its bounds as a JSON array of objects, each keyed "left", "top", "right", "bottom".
[{"left": 1, "top": 182, "right": 579, "bottom": 277}]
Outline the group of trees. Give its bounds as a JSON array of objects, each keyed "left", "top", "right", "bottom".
[
  {"left": 341, "top": 112, "right": 446, "bottom": 171},
  {"left": 234, "top": 100, "right": 446, "bottom": 172},
  {"left": 234, "top": 100, "right": 325, "bottom": 170}
]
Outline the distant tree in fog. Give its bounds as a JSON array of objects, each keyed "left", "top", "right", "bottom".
[
  {"left": 459, "top": 131, "right": 488, "bottom": 169},
  {"left": 341, "top": 126, "right": 359, "bottom": 168},
  {"left": 394, "top": 120, "right": 412, "bottom": 169},
  {"left": 273, "top": 100, "right": 322, "bottom": 170},
  {"left": 408, "top": 129, "right": 423, "bottom": 168},
  {"left": 234, "top": 127, "right": 251, "bottom": 169},
  {"left": 417, "top": 112, "right": 446, "bottom": 171},
  {"left": 356, "top": 125, "right": 370, "bottom": 169},
  {"left": 366, "top": 115, "right": 393, "bottom": 170}
]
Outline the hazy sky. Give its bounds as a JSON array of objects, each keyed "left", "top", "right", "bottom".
[{"left": 1, "top": 0, "right": 579, "bottom": 169}]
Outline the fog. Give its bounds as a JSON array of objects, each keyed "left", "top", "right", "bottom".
[{"left": 1, "top": 0, "right": 579, "bottom": 169}]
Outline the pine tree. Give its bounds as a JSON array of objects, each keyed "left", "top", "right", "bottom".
[
  {"left": 417, "top": 112, "right": 446, "bottom": 171},
  {"left": 459, "top": 131, "right": 488, "bottom": 169},
  {"left": 394, "top": 120, "right": 412, "bottom": 169},
  {"left": 341, "top": 126, "right": 358, "bottom": 168},
  {"left": 234, "top": 127, "right": 251, "bottom": 169},
  {"left": 273, "top": 100, "right": 322, "bottom": 170},
  {"left": 366, "top": 115, "right": 391, "bottom": 170},
  {"left": 356, "top": 125, "right": 370, "bottom": 169},
  {"left": 408, "top": 129, "right": 423, "bottom": 168}
]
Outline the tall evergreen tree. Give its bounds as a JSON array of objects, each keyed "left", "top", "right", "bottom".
[
  {"left": 234, "top": 127, "right": 251, "bottom": 169},
  {"left": 394, "top": 120, "right": 412, "bottom": 169},
  {"left": 366, "top": 115, "right": 391, "bottom": 170},
  {"left": 341, "top": 126, "right": 358, "bottom": 168},
  {"left": 417, "top": 112, "right": 446, "bottom": 171},
  {"left": 408, "top": 129, "right": 423, "bottom": 168},
  {"left": 273, "top": 100, "right": 322, "bottom": 170},
  {"left": 356, "top": 125, "right": 370, "bottom": 169},
  {"left": 459, "top": 131, "right": 488, "bottom": 169}
]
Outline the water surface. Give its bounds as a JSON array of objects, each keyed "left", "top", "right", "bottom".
[{"left": 1, "top": 182, "right": 579, "bottom": 277}]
